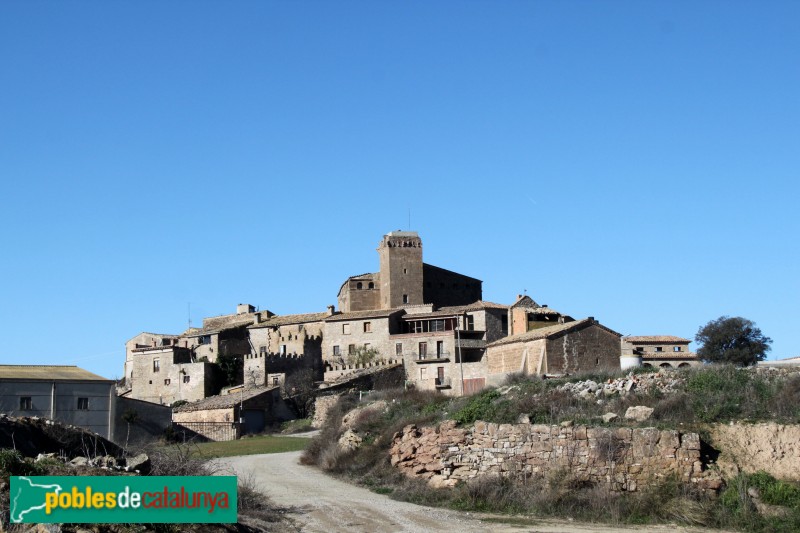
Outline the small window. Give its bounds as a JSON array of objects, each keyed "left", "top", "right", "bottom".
[
  {"left": 363, "top": 322, "right": 372, "bottom": 333},
  {"left": 183, "top": 375, "right": 190, "bottom": 383},
  {"left": 403, "top": 268, "right": 407, "bottom": 274},
  {"left": 501, "top": 315, "right": 508, "bottom": 333},
  {"left": 199, "top": 335, "right": 211, "bottom": 345},
  {"left": 356, "top": 282, "right": 363, "bottom": 290},
  {"left": 402, "top": 294, "right": 409, "bottom": 304},
  {"left": 20, "top": 396, "right": 32, "bottom": 410},
  {"left": 272, "top": 376, "right": 279, "bottom": 386},
  {"left": 348, "top": 344, "right": 356, "bottom": 355},
  {"left": 77, "top": 397, "right": 89, "bottom": 410},
  {"left": 655, "top": 347, "right": 663, "bottom": 352},
  {"left": 280, "top": 345, "right": 287, "bottom": 355},
  {"left": 259, "top": 346, "right": 267, "bottom": 355},
  {"left": 164, "top": 379, "right": 171, "bottom": 385},
  {"left": 333, "top": 345, "right": 340, "bottom": 356},
  {"left": 466, "top": 315, "right": 475, "bottom": 331},
  {"left": 368, "top": 282, "right": 374, "bottom": 289},
  {"left": 673, "top": 346, "right": 682, "bottom": 352},
  {"left": 153, "top": 359, "right": 160, "bottom": 372},
  {"left": 395, "top": 342, "right": 403, "bottom": 356},
  {"left": 419, "top": 342, "right": 427, "bottom": 358},
  {"left": 343, "top": 323, "right": 351, "bottom": 335},
  {"left": 635, "top": 346, "right": 644, "bottom": 352}
]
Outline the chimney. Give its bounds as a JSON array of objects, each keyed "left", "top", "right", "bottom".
[
  {"left": 516, "top": 294, "right": 523, "bottom": 301},
  {"left": 326, "top": 305, "right": 335, "bottom": 316},
  {"left": 253, "top": 312, "right": 262, "bottom": 324},
  {"left": 588, "top": 316, "right": 595, "bottom": 322}
]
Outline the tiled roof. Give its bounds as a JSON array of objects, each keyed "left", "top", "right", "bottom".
[
  {"left": 325, "top": 308, "right": 405, "bottom": 322},
  {"left": 529, "top": 307, "right": 562, "bottom": 316},
  {"left": 510, "top": 295, "right": 539, "bottom": 309},
  {"left": 624, "top": 336, "right": 691, "bottom": 344},
  {"left": 173, "top": 386, "right": 279, "bottom": 412},
  {"left": 0, "top": 365, "right": 112, "bottom": 382},
  {"left": 488, "top": 318, "right": 621, "bottom": 347},
  {"left": 404, "top": 300, "right": 508, "bottom": 318},
  {"left": 249, "top": 312, "right": 329, "bottom": 329},
  {"left": 184, "top": 313, "right": 257, "bottom": 336}
]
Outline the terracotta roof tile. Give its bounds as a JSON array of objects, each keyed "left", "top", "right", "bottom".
[
  {"left": 0, "top": 365, "right": 112, "bottom": 382},
  {"left": 488, "top": 318, "right": 621, "bottom": 347},
  {"left": 249, "top": 312, "right": 329, "bottom": 329},
  {"left": 173, "top": 386, "right": 279, "bottom": 412},
  {"left": 624, "top": 336, "right": 691, "bottom": 343}
]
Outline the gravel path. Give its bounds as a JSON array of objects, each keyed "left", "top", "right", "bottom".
[{"left": 214, "top": 450, "right": 720, "bottom": 533}]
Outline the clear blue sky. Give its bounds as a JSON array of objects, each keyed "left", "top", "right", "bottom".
[{"left": 1, "top": 1, "right": 797, "bottom": 379}]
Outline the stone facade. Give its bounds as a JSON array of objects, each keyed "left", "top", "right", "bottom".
[
  {"left": 338, "top": 231, "right": 483, "bottom": 313},
  {"left": 128, "top": 346, "right": 214, "bottom": 405},
  {"left": 487, "top": 319, "right": 621, "bottom": 378},
  {"left": 172, "top": 386, "right": 286, "bottom": 441},
  {"left": 390, "top": 420, "right": 722, "bottom": 492}
]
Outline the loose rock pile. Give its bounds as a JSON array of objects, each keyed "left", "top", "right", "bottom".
[{"left": 557, "top": 371, "right": 684, "bottom": 400}]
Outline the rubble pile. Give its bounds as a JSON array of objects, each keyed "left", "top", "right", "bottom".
[{"left": 557, "top": 370, "right": 685, "bottom": 400}]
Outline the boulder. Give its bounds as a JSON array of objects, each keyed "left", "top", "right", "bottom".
[
  {"left": 338, "top": 429, "right": 363, "bottom": 452},
  {"left": 624, "top": 406, "right": 654, "bottom": 422},
  {"left": 125, "top": 453, "right": 151, "bottom": 474},
  {"left": 602, "top": 412, "right": 619, "bottom": 423}
]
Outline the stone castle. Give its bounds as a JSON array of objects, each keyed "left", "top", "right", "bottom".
[{"left": 121, "top": 231, "right": 698, "bottom": 406}]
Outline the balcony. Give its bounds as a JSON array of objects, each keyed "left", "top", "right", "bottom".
[
  {"left": 435, "top": 376, "right": 452, "bottom": 389},
  {"left": 410, "top": 351, "right": 450, "bottom": 363}
]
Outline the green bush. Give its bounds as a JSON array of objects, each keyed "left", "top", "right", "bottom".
[
  {"left": 748, "top": 471, "right": 800, "bottom": 507},
  {"left": 452, "top": 389, "right": 501, "bottom": 425},
  {"left": 685, "top": 366, "right": 771, "bottom": 422}
]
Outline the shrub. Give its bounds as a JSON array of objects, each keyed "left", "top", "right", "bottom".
[
  {"left": 452, "top": 389, "right": 501, "bottom": 425},
  {"left": 685, "top": 365, "right": 771, "bottom": 422}
]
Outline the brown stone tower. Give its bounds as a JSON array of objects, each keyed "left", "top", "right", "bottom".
[{"left": 378, "top": 231, "right": 424, "bottom": 309}]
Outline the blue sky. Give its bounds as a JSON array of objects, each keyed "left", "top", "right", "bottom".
[{"left": 1, "top": 1, "right": 797, "bottom": 379}]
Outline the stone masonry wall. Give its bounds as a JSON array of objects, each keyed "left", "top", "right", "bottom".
[{"left": 390, "top": 420, "right": 722, "bottom": 491}]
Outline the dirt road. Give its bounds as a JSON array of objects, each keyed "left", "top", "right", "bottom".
[{"left": 215, "top": 450, "right": 715, "bottom": 533}]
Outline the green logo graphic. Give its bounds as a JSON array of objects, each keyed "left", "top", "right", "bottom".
[{"left": 10, "top": 476, "right": 237, "bottom": 524}]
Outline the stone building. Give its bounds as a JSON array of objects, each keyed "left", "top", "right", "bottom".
[
  {"left": 122, "top": 230, "right": 635, "bottom": 404},
  {"left": 244, "top": 310, "right": 329, "bottom": 387},
  {"left": 486, "top": 318, "right": 622, "bottom": 380},
  {"left": 126, "top": 344, "right": 214, "bottom": 405},
  {"left": 338, "top": 232, "right": 482, "bottom": 312},
  {"left": 395, "top": 301, "right": 509, "bottom": 396},
  {"left": 0, "top": 365, "right": 116, "bottom": 440},
  {"left": 171, "top": 386, "right": 289, "bottom": 441},
  {"left": 621, "top": 336, "right": 700, "bottom": 368},
  {"left": 508, "top": 295, "right": 572, "bottom": 335}
]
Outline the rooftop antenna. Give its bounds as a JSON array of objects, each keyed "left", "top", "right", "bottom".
[{"left": 187, "top": 302, "right": 192, "bottom": 328}]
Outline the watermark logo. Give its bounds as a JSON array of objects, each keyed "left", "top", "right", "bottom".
[{"left": 10, "top": 476, "right": 237, "bottom": 523}]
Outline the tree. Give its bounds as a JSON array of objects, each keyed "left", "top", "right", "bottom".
[
  {"left": 284, "top": 367, "right": 316, "bottom": 418},
  {"left": 695, "top": 316, "right": 772, "bottom": 366}
]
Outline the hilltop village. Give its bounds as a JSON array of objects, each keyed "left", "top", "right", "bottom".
[{"left": 119, "top": 231, "right": 699, "bottom": 410}]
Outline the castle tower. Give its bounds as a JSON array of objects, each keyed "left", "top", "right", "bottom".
[{"left": 378, "top": 231, "right": 423, "bottom": 309}]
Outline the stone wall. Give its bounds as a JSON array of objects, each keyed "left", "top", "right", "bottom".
[
  {"left": 390, "top": 420, "right": 722, "bottom": 491},
  {"left": 312, "top": 395, "right": 340, "bottom": 428}
]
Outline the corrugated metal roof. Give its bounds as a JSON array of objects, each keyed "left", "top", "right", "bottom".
[{"left": 0, "top": 365, "right": 112, "bottom": 381}]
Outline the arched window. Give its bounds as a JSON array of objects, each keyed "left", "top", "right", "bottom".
[
  {"left": 356, "top": 282, "right": 363, "bottom": 290},
  {"left": 368, "top": 282, "right": 374, "bottom": 289},
  {"left": 660, "top": 363, "right": 672, "bottom": 369},
  {"left": 678, "top": 362, "right": 691, "bottom": 368}
]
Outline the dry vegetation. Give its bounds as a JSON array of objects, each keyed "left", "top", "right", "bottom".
[{"left": 301, "top": 365, "right": 800, "bottom": 532}]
